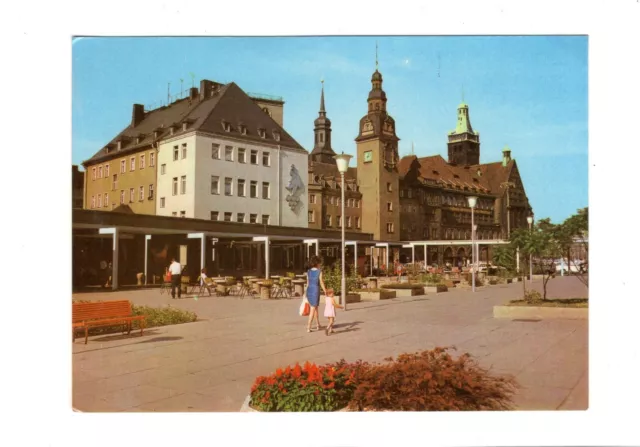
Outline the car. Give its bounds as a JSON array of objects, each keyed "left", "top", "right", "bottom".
[{"left": 554, "top": 259, "right": 580, "bottom": 273}]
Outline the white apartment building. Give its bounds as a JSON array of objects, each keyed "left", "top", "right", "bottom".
[{"left": 155, "top": 80, "right": 308, "bottom": 228}]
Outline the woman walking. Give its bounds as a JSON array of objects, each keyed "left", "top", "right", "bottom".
[{"left": 305, "top": 255, "right": 327, "bottom": 333}]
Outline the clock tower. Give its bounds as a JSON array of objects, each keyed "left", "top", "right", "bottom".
[
  {"left": 356, "top": 61, "right": 401, "bottom": 241},
  {"left": 447, "top": 102, "right": 480, "bottom": 165}
]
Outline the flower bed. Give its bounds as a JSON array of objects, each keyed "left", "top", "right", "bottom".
[{"left": 246, "top": 347, "right": 517, "bottom": 412}]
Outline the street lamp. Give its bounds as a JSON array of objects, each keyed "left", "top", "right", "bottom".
[
  {"left": 334, "top": 152, "right": 353, "bottom": 310},
  {"left": 467, "top": 196, "right": 478, "bottom": 292},
  {"left": 527, "top": 215, "right": 534, "bottom": 286}
]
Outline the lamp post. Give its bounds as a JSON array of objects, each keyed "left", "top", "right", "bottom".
[
  {"left": 527, "top": 215, "right": 534, "bottom": 286},
  {"left": 467, "top": 196, "right": 478, "bottom": 292},
  {"left": 334, "top": 152, "right": 353, "bottom": 310}
]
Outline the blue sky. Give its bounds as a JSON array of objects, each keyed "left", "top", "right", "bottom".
[{"left": 72, "top": 36, "right": 587, "bottom": 223}]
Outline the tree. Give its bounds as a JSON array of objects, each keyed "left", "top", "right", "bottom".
[
  {"left": 557, "top": 207, "right": 588, "bottom": 287},
  {"left": 492, "top": 245, "right": 515, "bottom": 272},
  {"left": 510, "top": 219, "right": 563, "bottom": 300}
]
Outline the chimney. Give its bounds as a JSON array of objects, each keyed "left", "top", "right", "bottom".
[
  {"left": 199, "top": 79, "right": 214, "bottom": 100},
  {"left": 132, "top": 104, "right": 145, "bottom": 127},
  {"left": 502, "top": 145, "right": 512, "bottom": 167},
  {"left": 189, "top": 87, "right": 198, "bottom": 101}
]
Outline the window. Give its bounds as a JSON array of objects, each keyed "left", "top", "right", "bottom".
[
  {"left": 225, "top": 145, "right": 233, "bottom": 161},
  {"left": 92, "top": 167, "right": 96, "bottom": 180},
  {"left": 211, "top": 211, "right": 219, "bottom": 221},
  {"left": 113, "top": 174, "right": 118, "bottom": 190},
  {"left": 250, "top": 150, "right": 258, "bottom": 164},
  {"left": 181, "top": 143, "right": 187, "bottom": 159},
  {"left": 237, "top": 213, "right": 245, "bottom": 223},
  {"left": 105, "top": 164, "right": 110, "bottom": 177},
  {"left": 160, "top": 164, "right": 166, "bottom": 175},
  {"left": 130, "top": 157, "right": 135, "bottom": 171},
  {"left": 172, "top": 212, "right": 177, "bottom": 217},
  {"left": 238, "top": 148, "right": 246, "bottom": 163},
  {"left": 120, "top": 160, "right": 126, "bottom": 173},
  {"left": 347, "top": 216, "right": 352, "bottom": 228},
  {"left": 139, "top": 186, "right": 144, "bottom": 201},
  {"left": 386, "top": 223, "right": 394, "bottom": 233},
  {"left": 160, "top": 197, "right": 165, "bottom": 208},
  {"left": 211, "top": 176, "right": 220, "bottom": 194},
  {"left": 225, "top": 177, "right": 232, "bottom": 196},
  {"left": 97, "top": 195, "right": 102, "bottom": 207},
  {"left": 330, "top": 196, "right": 335, "bottom": 205},
  {"left": 387, "top": 182, "right": 392, "bottom": 192},
  {"left": 148, "top": 184, "right": 154, "bottom": 199},
  {"left": 308, "top": 211, "right": 315, "bottom": 223},
  {"left": 408, "top": 189, "right": 413, "bottom": 198},
  {"left": 140, "top": 154, "right": 145, "bottom": 169},
  {"left": 172, "top": 177, "right": 178, "bottom": 196},
  {"left": 173, "top": 146, "right": 179, "bottom": 161},
  {"left": 262, "top": 152, "right": 270, "bottom": 166},
  {"left": 237, "top": 179, "right": 246, "bottom": 197},
  {"left": 120, "top": 190, "right": 125, "bottom": 204},
  {"left": 387, "top": 202, "right": 393, "bottom": 211},
  {"left": 129, "top": 188, "right": 135, "bottom": 203},
  {"left": 180, "top": 176, "right": 186, "bottom": 195},
  {"left": 98, "top": 166, "right": 103, "bottom": 178},
  {"left": 104, "top": 193, "right": 109, "bottom": 208},
  {"left": 224, "top": 212, "right": 232, "bottom": 222},
  {"left": 356, "top": 217, "right": 361, "bottom": 229},
  {"left": 180, "top": 211, "right": 186, "bottom": 218},
  {"left": 149, "top": 152, "right": 155, "bottom": 167},
  {"left": 356, "top": 199, "right": 360, "bottom": 208},
  {"left": 337, "top": 215, "right": 342, "bottom": 227},
  {"left": 310, "top": 194, "right": 316, "bottom": 204},
  {"left": 400, "top": 190, "right": 405, "bottom": 198},
  {"left": 250, "top": 181, "right": 258, "bottom": 198},
  {"left": 250, "top": 214, "right": 257, "bottom": 224},
  {"left": 212, "top": 144, "right": 220, "bottom": 159},
  {"left": 261, "top": 215, "right": 270, "bottom": 225},
  {"left": 325, "top": 215, "right": 332, "bottom": 227},
  {"left": 262, "top": 182, "right": 270, "bottom": 199}
]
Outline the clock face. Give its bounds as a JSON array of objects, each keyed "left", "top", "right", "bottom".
[{"left": 364, "top": 151, "right": 373, "bottom": 163}]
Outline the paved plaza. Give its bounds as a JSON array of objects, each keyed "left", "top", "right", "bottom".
[{"left": 72, "top": 276, "right": 588, "bottom": 412}]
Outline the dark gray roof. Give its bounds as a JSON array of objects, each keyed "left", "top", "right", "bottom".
[{"left": 83, "top": 81, "right": 306, "bottom": 166}]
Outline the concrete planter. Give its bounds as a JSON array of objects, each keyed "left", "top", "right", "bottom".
[
  {"left": 346, "top": 293, "right": 361, "bottom": 304},
  {"left": 493, "top": 305, "right": 588, "bottom": 320},
  {"left": 423, "top": 285, "right": 448, "bottom": 294},
  {"left": 382, "top": 287, "right": 423, "bottom": 297},
  {"left": 358, "top": 290, "right": 396, "bottom": 301},
  {"left": 240, "top": 394, "right": 349, "bottom": 412},
  {"left": 366, "top": 277, "right": 378, "bottom": 289}
]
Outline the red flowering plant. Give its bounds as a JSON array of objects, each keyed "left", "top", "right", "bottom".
[{"left": 249, "top": 360, "right": 369, "bottom": 412}]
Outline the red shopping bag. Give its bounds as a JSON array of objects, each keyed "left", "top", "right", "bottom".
[{"left": 302, "top": 302, "right": 310, "bottom": 316}]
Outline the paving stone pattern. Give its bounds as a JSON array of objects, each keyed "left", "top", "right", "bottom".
[{"left": 72, "top": 276, "right": 588, "bottom": 412}]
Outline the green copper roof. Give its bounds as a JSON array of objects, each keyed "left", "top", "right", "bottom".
[
  {"left": 453, "top": 102, "right": 474, "bottom": 134},
  {"left": 502, "top": 145, "right": 511, "bottom": 152}
]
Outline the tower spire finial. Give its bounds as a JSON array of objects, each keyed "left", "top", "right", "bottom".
[
  {"left": 319, "top": 78, "right": 326, "bottom": 115},
  {"left": 462, "top": 84, "right": 465, "bottom": 102},
  {"left": 375, "top": 41, "right": 378, "bottom": 70}
]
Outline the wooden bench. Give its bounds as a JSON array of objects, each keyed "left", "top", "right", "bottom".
[{"left": 72, "top": 300, "right": 146, "bottom": 344}]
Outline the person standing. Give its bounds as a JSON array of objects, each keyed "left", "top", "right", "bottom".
[
  {"left": 305, "top": 255, "right": 327, "bottom": 333},
  {"left": 169, "top": 257, "right": 182, "bottom": 299}
]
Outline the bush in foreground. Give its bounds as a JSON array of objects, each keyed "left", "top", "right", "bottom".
[
  {"left": 248, "top": 348, "right": 517, "bottom": 412},
  {"left": 349, "top": 347, "right": 518, "bottom": 411}
]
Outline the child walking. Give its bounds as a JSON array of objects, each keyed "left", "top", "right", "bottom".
[{"left": 323, "top": 289, "right": 343, "bottom": 336}]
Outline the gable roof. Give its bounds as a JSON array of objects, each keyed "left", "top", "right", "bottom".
[{"left": 83, "top": 81, "right": 305, "bottom": 166}]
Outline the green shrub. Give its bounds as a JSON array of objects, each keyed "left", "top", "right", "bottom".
[
  {"left": 381, "top": 283, "right": 423, "bottom": 290},
  {"left": 249, "top": 360, "right": 369, "bottom": 412},
  {"left": 349, "top": 347, "right": 518, "bottom": 411},
  {"left": 523, "top": 289, "right": 543, "bottom": 304},
  {"left": 72, "top": 301, "right": 197, "bottom": 336},
  {"left": 322, "top": 262, "right": 358, "bottom": 294},
  {"left": 419, "top": 273, "right": 443, "bottom": 285}
]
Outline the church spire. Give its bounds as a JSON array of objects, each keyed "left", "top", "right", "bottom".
[
  {"left": 311, "top": 79, "right": 335, "bottom": 164},
  {"left": 319, "top": 79, "right": 326, "bottom": 116}
]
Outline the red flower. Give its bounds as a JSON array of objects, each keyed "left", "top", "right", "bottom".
[
  {"left": 276, "top": 368, "right": 283, "bottom": 377},
  {"left": 314, "top": 390, "right": 319, "bottom": 395},
  {"left": 292, "top": 363, "right": 302, "bottom": 378}
]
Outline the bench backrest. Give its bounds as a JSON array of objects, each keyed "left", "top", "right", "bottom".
[{"left": 72, "top": 300, "right": 133, "bottom": 323}]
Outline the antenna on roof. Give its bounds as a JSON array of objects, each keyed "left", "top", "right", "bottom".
[
  {"left": 180, "top": 78, "right": 184, "bottom": 98},
  {"left": 167, "top": 82, "right": 170, "bottom": 105}
]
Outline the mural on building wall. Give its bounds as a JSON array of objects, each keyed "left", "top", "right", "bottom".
[{"left": 285, "top": 164, "right": 305, "bottom": 214}]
